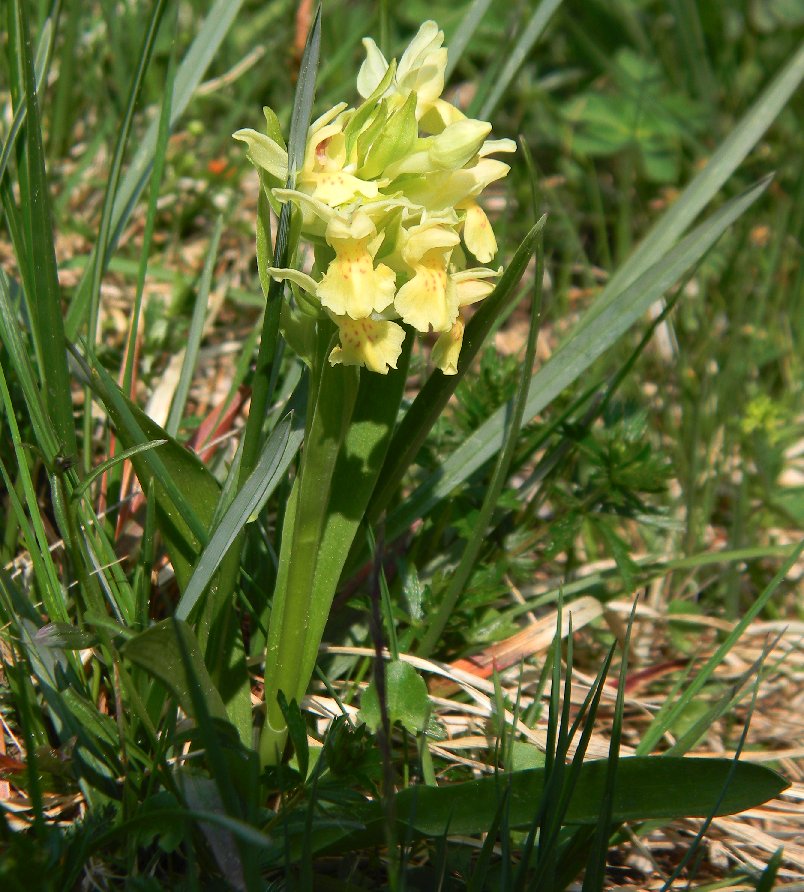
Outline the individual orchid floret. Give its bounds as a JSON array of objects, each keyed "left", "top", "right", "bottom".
[
  {"left": 384, "top": 118, "right": 492, "bottom": 179},
  {"left": 460, "top": 200, "right": 498, "bottom": 263},
  {"left": 431, "top": 318, "right": 464, "bottom": 375},
  {"left": 395, "top": 222, "right": 460, "bottom": 332},
  {"left": 452, "top": 266, "right": 501, "bottom": 307},
  {"left": 401, "top": 156, "right": 513, "bottom": 213},
  {"left": 299, "top": 119, "right": 379, "bottom": 206},
  {"left": 317, "top": 212, "right": 397, "bottom": 319},
  {"left": 329, "top": 314, "right": 406, "bottom": 374},
  {"left": 235, "top": 102, "right": 381, "bottom": 209},
  {"left": 357, "top": 20, "right": 448, "bottom": 122}
]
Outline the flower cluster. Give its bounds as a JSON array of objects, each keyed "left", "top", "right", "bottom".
[{"left": 235, "top": 21, "right": 514, "bottom": 374}]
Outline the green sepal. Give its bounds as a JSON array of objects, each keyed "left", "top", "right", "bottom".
[
  {"left": 263, "top": 105, "right": 285, "bottom": 150},
  {"left": 359, "top": 91, "right": 418, "bottom": 180},
  {"left": 356, "top": 100, "right": 389, "bottom": 167},
  {"left": 344, "top": 59, "right": 397, "bottom": 157}
]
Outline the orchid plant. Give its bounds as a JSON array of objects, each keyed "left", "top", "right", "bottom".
[
  {"left": 234, "top": 21, "right": 517, "bottom": 764},
  {"left": 235, "top": 20, "right": 514, "bottom": 377}
]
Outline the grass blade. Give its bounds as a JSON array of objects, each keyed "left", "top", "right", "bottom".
[
  {"left": 165, "top": 215, "right": 223, "bottom": 437},
  {"left": 581, "top": 601, "right": 637, "bottom": 891},
  {"left": 473, "top": 0, "right": 564, "bottom": 120},
  {"left": 287, "top": 4, "right": 322, "bottom": 184},
  {"left": 0, "top": 7, "right": 52, "bottom": 185},
  {"left": 637, "top": 538, "right": 803, "bottom": 754},
  {"left": 239, "top": 5, "right": 322, "bottom": 481},
  {"left": 444, "top": 0, "right": 495, "bottom": 81},
  {"left": 14, "top": 0, "right": 76, "bottom": 458},
  {"left": 417, "top": 221, "right": 545, "bottom": 657},
  {"left": 64, "top": 0, "right": 247, "bottom": 339},
  {"left": 84, "top": 0, "right": 169, "bottom": 357},
  {"left": 175, "top": 415, "right": 301, "bottom": 622}
]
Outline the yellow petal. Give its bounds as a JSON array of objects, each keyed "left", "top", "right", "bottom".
[
  {"left": 357, "top": 38, "right": 390, "bottom": 98},
  {"left": 451, "top": 266, "right": 501, "bottom": 307},
  {"left": 401, "top": 158, "right": 511, "bottom": 210},
  {"left": 432, "top": 319, "right": 464, "bottom": 375},
  {"left": 329, "top": 316, "right": 406, "bottom": 374},
  {"left": 463, "top": 202, "right": 497, "bottom": 263},
  {"left": 395, "top": 255, "right": 458, "bottom": 332},
  {"left": 401, "top": 222, "right": 460, "bottom": 265},
  {"left": 430, "top": 119, "right": 491, "bottom": 169},
  {"left": 479, "top": 137, "right": 517, "bottom": 156},
  {"left": 301, "top": 170, "right": 379, "bottom": 206},
  {"left": 232, "top": 129, "right": 288, "bottom": 181}
]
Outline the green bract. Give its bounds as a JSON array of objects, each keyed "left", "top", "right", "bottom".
[{"left": 234, "top": 20, "right": 515, "bottom": 375}]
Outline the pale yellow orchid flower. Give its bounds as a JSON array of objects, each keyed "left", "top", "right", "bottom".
[
  {"left": 394, "top": 222, "right": 460, "bottom": 332},
  {"left": 431, "top": 318, "right": 464, "bottom": 375},
  {"left": 297, "top": 117, "right": 380, "bottom": 207},
  {"left": 357, "top": 21, "right": 448, "bottom": 121},
  {"left": 317, "top": 213, "right": 397, "bottom": 319},
  {"left": 238, "top": 19, "right": 516, "bottom": 378},
  {"left": 329, "top": 315, "right": 406, "bottom": 374}
]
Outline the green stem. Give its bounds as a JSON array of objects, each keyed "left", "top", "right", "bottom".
[{"left": 260, "top": 344, "right": 359, "bottom": 765}]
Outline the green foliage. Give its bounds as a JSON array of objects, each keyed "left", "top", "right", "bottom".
[
  {"left": 564, "top": 48, "right": 708, "bottom": 182},
  {"left": 0, "top": 1, "right": 801, "bottom": 888},
  {"left": 359, "top": 660, "right": 431, "bottom": 735}
]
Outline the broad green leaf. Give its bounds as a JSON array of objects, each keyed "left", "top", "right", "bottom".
[
  {"left": 122, "top": 619, "right": 228, "bottom": 723},
  {"left": 272, "top": 757, "right": 787, "bottom": 862},
  {"left": 260, "top": 358, "right": 360, "bottom": 763},
  {"left": 360, "top": 660, "right": 431, "bottom": 735},
  {"left": 387, "top": 177, "right": 770, "bottom": 538},
  {"left": 177, "top": 771, "right": 248, "bottom": 890},
  {"left": 302, "top": 338, "right": 412, "bottom": 674}
]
